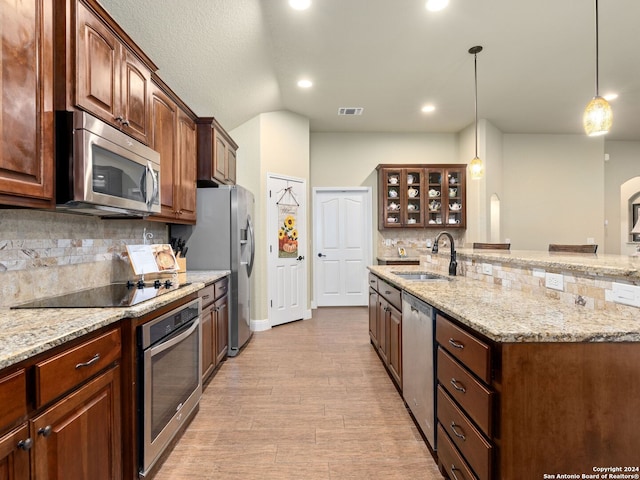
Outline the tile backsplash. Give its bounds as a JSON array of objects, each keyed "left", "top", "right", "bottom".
[{"left": 0, "top": 210, "right": 167, "bottom": 307}]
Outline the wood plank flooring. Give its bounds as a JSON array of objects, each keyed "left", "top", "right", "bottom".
[{"left": 154, "top": 306, "right": 444, "bottom": 479}]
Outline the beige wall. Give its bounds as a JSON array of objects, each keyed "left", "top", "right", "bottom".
[
  {"left": 232, "top": 111, "right": 310, "bottom": 322},
  {"left": 502, "top": 134, "right": 605, "bottom": 251},
  {"left": 310, "top": 132, "right": 462, "bottom": 257},
  {"left": 603, "top": 141, "right": 640, "bottom": 254}
]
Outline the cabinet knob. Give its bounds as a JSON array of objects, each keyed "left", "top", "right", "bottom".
[
  {"left": 38, "top": 425, "right": 53, "bottom": 438},
  {"left": 115, "top": 116, "right": 124, "bottom": 123},
  {"left": 17, "top": 438, "right": 33, "bottom": 450},
  {"left": 122, "top": 119, "right": 130, "bottom": 127}
]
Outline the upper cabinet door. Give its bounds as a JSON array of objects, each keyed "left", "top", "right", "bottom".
[
  {"left": 121, "top": 48, "right": 151, "bottom": 143},
  {"left": 76, "top": 2, "right": 120, "bottom": 125},
  {"left": 74, "top": 1, "right": 152, "bottom": 144},
  {"left": 0, "top": 0, "right": 55, "bottom": 208}
]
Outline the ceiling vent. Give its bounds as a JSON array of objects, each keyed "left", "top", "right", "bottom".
[{"left": 338, "top": 107, "right": 364, "bottom": 116}]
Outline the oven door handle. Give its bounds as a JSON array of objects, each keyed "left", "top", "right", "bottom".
[{"left": 149, "top": 317, "right": 200, "bottom": 356}]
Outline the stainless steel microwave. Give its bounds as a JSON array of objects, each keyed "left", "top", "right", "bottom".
[{"left": 56, "top": 110, "right": 161, "bottom": 217}]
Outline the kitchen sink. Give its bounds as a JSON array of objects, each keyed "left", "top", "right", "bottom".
[{"left": 391, "top": 271, "right": 451, "bottom": 281}]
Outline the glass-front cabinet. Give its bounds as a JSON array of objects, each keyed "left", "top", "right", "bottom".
[{"left": 377, "top": 164, "right": 466, "bottom": 229}]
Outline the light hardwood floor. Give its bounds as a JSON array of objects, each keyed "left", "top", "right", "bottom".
[{"left": 154, "top": 306, "right": 444, "bottom": 479}]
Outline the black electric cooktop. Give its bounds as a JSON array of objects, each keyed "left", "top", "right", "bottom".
[{"left": 12, "top": 280, "right": 189, "bottom": 309}]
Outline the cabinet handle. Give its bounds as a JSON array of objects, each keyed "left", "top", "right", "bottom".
[
  {"left": 448, "top": 338, "right": 465, "bottom": 349},
  {"left": 411, "top": 306, "right": 418, "bottom": 313},
  {"left": 450, "top": 465, "right": 463, "bottom": 480},
  {"left": 115, "top": 116, "right": 124, "bottom": 123},
  {"left": 384, "top": 290, "right": 392, "bottom": 295},
  {"left": 122, "top": 119, "right": 130, "bottom": 127},
  {"left": 38, "top": 426, "right": 52, "bottom": 438},
  {"left": 202, "top": 294, "right": 211, "bottom": 300},
  {"left": 450, "top": 421, "right": 466, "bottom": 440},
  {"left": 75, "top": 353, "right": 100, "bottom": 369},
  {"left": 17, "top": 438, "right": 33, "bottom": 450},
  {"left": 450, "top": 378, "right": 466, "bottom": 393}
]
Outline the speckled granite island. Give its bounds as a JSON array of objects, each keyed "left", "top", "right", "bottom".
[{"left": 368, "top": 250, "right": 640, "bottom": 479}]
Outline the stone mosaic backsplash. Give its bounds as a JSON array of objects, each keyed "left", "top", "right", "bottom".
[
  {"left": 377, "top": 229, "right": 465, "bottom": 258},
  {"left": 0, "top": 210, "right": 167, "bottom": 307}
]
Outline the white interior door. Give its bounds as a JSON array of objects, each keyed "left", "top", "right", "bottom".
[
  {"left": 267, "top": 174, "right": 307, "bottom": 327},
  {"left": 313, "top": 187, "right": 372, "bottom": 307}
]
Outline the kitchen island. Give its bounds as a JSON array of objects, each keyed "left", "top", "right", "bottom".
[{"left": 369, "top": 250, "right": 640, "bottom": 480}]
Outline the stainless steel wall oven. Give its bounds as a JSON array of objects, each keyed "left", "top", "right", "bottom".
[{"left": 138, "top": 298, "right": 202, "bottom": 477}]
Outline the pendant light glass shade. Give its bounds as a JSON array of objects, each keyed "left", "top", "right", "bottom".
[
  {"left": 583, "top": 95, "right": 612, "bottom": 136},
  {"left": 469, "top": 45, "right": 483, "bottom": 180},
  {"left": 583, "top": 0, "right": 612, "bottom": 136},
  {"left": 469, "top": 156, "right": 484, "bottom": 180}
]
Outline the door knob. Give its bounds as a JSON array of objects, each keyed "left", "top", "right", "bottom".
[
  {"left": 296, "top": 255, "right": 305, "bottom": 261},
  {"left": 317, "top": 253, "right": 326, "bottom": 258}
]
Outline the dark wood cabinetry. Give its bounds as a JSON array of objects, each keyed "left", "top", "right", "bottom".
[
  {"left": 436, "top": 313, "right": 493, "bottom": 480},
  {"left": 148, "top": 78, "right": 197, "bottom": 224},
  {"left": 56, "top": 0, "right": 156, "bottom": 145},
  {"left": 196, "top": 117, "right": 238, "bottom": 186},
  {"left": 377, "top": 164, "right": 466, "bottom": 230},
  {"left": 31, "top": 365, "right": 121, "bottom": 480},
  {"left": 0, "top": 0, "right": 55, "bottom": 209},
  {"left": 0, "top": 424, "right": 31, "bottom": 480},
  {"left": 0, "top": 326, "right": 122, "bottom": 480},
  {"left": 200, "top": 277, "right": 229, "bottom": 383},
  {"left": 367, "top": 273, "right": 402, "bottom": 389}
]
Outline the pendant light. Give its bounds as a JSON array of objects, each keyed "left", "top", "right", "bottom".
[
  {"left": 468, "top": 45, "right": 484, "bottom": 180},
  {"left": 583, "top": 0, "right": 612, "bottom": 136}
]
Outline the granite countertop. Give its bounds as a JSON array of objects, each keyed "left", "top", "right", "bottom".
[
  {"left": 455, "top": 248, "right": 640, "bottom": 279},
  {"left": 0, "top": 270, "right": 229, "bottom": 371},
  {"left": 369, "top": 264, "right": 640, "bottom": 343}
]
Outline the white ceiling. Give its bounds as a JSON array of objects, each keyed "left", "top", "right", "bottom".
[{"left": 98, "top": 0, "right": 640, "bottom": 141}]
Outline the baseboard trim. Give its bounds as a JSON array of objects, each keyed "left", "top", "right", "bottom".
[{"left": 251, "top": 318, "right": 271, "bottom": 332}]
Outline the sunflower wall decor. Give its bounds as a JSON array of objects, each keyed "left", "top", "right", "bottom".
[{"left": 278, "top": 205, "right": 299, "bottom": 258}]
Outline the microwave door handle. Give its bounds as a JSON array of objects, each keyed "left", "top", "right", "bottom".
[{"left": 146, "top": 162, "right": 158, "bottom": 210}]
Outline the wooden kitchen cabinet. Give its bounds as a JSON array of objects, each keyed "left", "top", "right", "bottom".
[
  {"left": 0, "top": 0, "right": 55, "bottom": 209},
  {"left": 436, "top": 313, "right": 493, "bottom": 480},
  {"left": 0, "top": 424, "right": 31, "bottom": 480},
  {"left": 55, "top": 0, "right": 157, "bottom": 144},
  {"left": 31, "top": 365, "right": 121, "bottom": 480},
  {"left": 200, "top": 277, "right": 230, "bottom": 384},
  {"left": 196, "top": 117, "right": 238, "bottom": 186},
  {"left": 148, "top": 78, "right": 197, "bottom": 224},
  {"left": 368, "top": 273, "right": 402, "bottom": 390},
  {"left": 376, "top": 164, "right": 466, "bottom": 230}
]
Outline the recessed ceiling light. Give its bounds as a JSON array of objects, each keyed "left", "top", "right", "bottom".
[
  {"left": 289, "top": 0, "right": 311, "bottom": 10},
  {"left": 603, "top": 93, "right": 618, "bottom": 101},
  {"left": 297, "top": 79, "right": 313, "bottom": 88},
  {"left": 421, "top": 104, "right": 436, "bottom": 113},
  {"left": 426, "top": 0, "right": 449, "bottom": 12}
]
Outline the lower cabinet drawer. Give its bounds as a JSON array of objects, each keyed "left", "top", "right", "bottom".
[
  {"left": 437, "top": 347, "right": 493, "bottom": 436},
  {"left": 437, "top": 385, "right": 492, "bottom": 480},
  {"left": 0, "top": 369, "right": 27, "bottom": 431},
  {"left": 214, "top": 276, "right": 229, "bottom": 299},
  {"left": 199, "top": 284, "right": 216, "bottom": 308},
  {"left": 35, "top": 328, "right": 121, "bottom": 407},
  {"left": 437, "top": 423, "right": 478, "bottom": 480}
]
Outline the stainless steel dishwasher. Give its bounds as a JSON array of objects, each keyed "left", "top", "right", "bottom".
[{"left": 401, "top": 291, "right": 436, "bottom": 450}]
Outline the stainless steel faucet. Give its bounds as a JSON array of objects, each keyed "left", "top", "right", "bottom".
[{"left": 432, "top": 231, "right": 457, "bottom": 276}]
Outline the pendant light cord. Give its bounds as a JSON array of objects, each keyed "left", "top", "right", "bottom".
[
  {"left": 594, "top": 0, "right": 600, "bottom": 96},
  {"left": 474, "top": 51, "right": 479, "bottom": 158}
]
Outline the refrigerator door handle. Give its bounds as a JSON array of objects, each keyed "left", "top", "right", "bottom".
[{"left": 246, "top": 215, "right": 255, "bottom": 277}]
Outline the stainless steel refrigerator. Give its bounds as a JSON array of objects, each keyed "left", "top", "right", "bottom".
[{"left": 172, "top": 185, "right": 255, "bottom": 356}]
